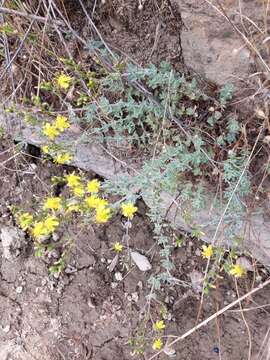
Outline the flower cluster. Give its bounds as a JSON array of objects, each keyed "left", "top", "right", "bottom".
[
  {"left": 42, "top": 114, "right": 72, "bottom": 165},
  {"left": 152, "top": 320, "right": 165, "bottom": 351}
]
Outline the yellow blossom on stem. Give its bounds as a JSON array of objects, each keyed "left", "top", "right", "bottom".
[
  {"left": 65, "top": 172, "right": 81, "bottom": 188},
  {"left": 229, "top": 264, "right": 246, "bottom": 278},
  {"left": 85, "top": 195, "right": 108, "bottom": 209},
  {"left": 152, "top": 338, "right": 163, "bottom": 351},
  {"left": 201, "top": 245, "right": 213, "bottom": 259},
  {"left": 43, "top": 123, "right": 59, "bottom": 140},
  {"left": 44, "top": 216, "right": 59, "bottom": 233},
  {"left": 44, "top": 197, "right": 62, "bottom": 211},
  {"left": 72, "top": 185, "right": 85, "bottom": 197},
  {"left": 153, "top": 320, "right": 165, "bottom": 331},
  {"left": 95, "top": 206, "right": 111, "bottom": 223},
  {"left": 18, "top": 212, "right": 33, "bottom": 231},
  {"left": 113, "top": 242, "right": 123, "bottom": 253},
  {"left": 121, "top": 202, "right": 138, "bottom": 219},
  {"left": 55, "top": 152, "right": 72, "bottom": 165},
  {"left": 32, "top": 221, "right": 47, "bottom": 239},
  {"left": 87, "top": 179, "right": 101, "bottom": 193},
  {"left": 55, "top": 115, "right": 70, "bottom": 132},
  {"left": 56, "top": 74, "right": 72, "bottom": 90},
  {"left": 41, "top": 145, "right": 50, "bottom": 154}
]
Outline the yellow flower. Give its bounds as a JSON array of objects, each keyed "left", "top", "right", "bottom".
[
  {"left": 201, "top": 245, "right": 213, "bottom": 259},
  {"left": 95, "top": 206, "right": 111, "bottom": 223},
  {"left": 44, "top": 197, "right": 62, "bottom": 211},
  {"left": 87, "top": 179, "right": 101, "bottom": 193},
  {"left": 56, "top": 74, "right": 72, "bottom": 90},
  {"left": 55, "top": 115, "right": 70, "bottom": 132},
  {"left": 113, "top": 242, "right": 123, "bottom": 253},
  {"left": 65, "top": 172, "right": 81, "bottom": 188},
  {"left": 153, "top": 320, "right": 165, "bottom": 331},
  {"left": 229, "top": 264, "right": 246, "bottom": 278},
  {"left": 32, "top": 221, "right": 46, "bottom": 239},
  {"left": 44, "top": 216, "right": 59, "bottom": 233},
  {"left": 43, "top": 123, "right": 59, "bottom": 140},
  {"left": 18, "top": 212, "right": 33, "bottom": 231},
  {"left": 72, "top": 185, "right": 85, "bottom": 197},
  {"left": 85, "top": 195, "right": 108, "bottom": 209},
  {"left": 41, "top": 145, "right": 50, "bottom": 154},
  {"left": 121, "top": 202, "right": 138, "bottom": 219},
  {"left": 152, "top": 338, "right": 163, "bottom": 351},
  {"left": 55, "top": 152, "right": 72, "bottom": 164}
]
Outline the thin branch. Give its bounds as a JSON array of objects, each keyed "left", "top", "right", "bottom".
[
  {"left": 0, "top": 6, "right": 64, "bottom": 25},
  {"left": 147, "top": 277, "right": 270, "bottom": 360}
]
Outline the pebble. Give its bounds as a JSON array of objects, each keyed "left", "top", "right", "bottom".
[
  {"left": 2, "top": 324, "right": 10, "bottom": 333},
  {"left": 131, "top": 251, "right": 152, "bottom": 271},
  {"left": 114, "top": 272, "right": 123, "bottom": 281},
  {"left": 111, "top": 282, "right": 118, "bottom": 289},
  {"left": 131, "top": 292, "right": 139, "bottom": 302},
  {"left": 16, "top": 286, "right": 23, "bottom": 294}
]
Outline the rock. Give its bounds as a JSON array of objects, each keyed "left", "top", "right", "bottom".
[
  {"left": 131, "top": 251, "right": 152, "bottom": 271},
  {"left": 2, "top": 324, "right": 10, "bottom": 333},
  {"left": 1, "top": 109, "right": 270, "bottom": 268},
  {"left": 0, "top": 226, "right": 25, "bottom": 260},
  {"left": 189, "top": 270, "right": 204, "bottom": 293},
  {"left": 15, "top": 286, "right": 23, "bottom": 294},
  {"left": 176, "top": 0, "right": 261, "bottom": 86},
  {"left": 114, "top": 271, "right": 123, "bottom": 281}
]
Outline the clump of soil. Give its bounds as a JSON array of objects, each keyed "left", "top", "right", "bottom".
[{"left": 0, "top": 138, "right": 270, "bottom": 360}]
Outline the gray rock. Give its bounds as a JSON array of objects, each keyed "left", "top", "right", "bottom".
[
  {"left": 131, "top": 251, "right": 152, "bottom": 271},
  {"left": 0, "top": 226, "right": 25, "bottom": 260},
  {"left": 189, "top": 269, "right": 204, "bottom": 293}
]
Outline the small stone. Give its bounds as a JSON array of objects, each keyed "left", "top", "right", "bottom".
[
  {"left": 0, "top": 226, "right": 25, "bottom": 260},
  {"left": 100, "top": 257, "right": 106, "bottom": 263},
  {"left": 131, "top": 292, "right": 139, "bottom": 302},
  {"left": 189, "top": 270, "right": 203, "bottom": 293},
  {"left": 29, "top": 163, "right": 37, "bottom": 170},
  {"left": 163, "top": 346, "right": 176, "bottom": 356},
  {"left": 114, "top": 272, "right": 123, "bottom": 281},
  {"left": 16, "top": 286, "right": 23, "bottom": 294},
  {"left": 52, "top": 233, "right": 60, "bottom": 242},
  {"left": 2, "top": 324, "right": 10, "bottom": 333},
  {"left": 87, "top": 299, "right": 96, "bottom": 309},
  {"left": 131, "top": 251, "right": 152, "bottom": 271},
  {"left": 111, "top": 282, "right": 118, "bottom": 289},
  {"left": 65, "top": 265, "right": 77, "bottom": 274},
  {"left": 195, "top": 248, "right": 201, "bottom": 257}
]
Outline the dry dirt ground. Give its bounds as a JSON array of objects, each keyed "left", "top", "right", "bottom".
[{"left": 0, "top": 141, "right": 270, "bottom": 360}]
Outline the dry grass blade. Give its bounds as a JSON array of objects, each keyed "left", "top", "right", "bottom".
[{"left": 0, "top": 6, "right": 64, "bottom": 25}]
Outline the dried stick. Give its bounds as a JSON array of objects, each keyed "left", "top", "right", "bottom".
[{"left": 147, "top": 277, "right": 270, "bottom": 360}]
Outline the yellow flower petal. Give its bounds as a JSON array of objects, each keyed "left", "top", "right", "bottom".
[
  {"left": 56, "top": 74, "right": 72, "bottom": 90},
  {"left": 113, "top": 242, "right": 123, "bottom": 253},
  {"left": 153, "top": 320, "right": 165, "bottom": 331},
  {"left": 55, "top": 115, "right": 70, "bottom": 132},
  {"left": 201, "top": 245, "right": 213, "bottom": 259},
  {"left": 121, "top": 202, "right": 138, "bottom": 219},
  {"left": 43, "top": 123, "right": 59, "bottom": 140},
  {"left": 152, "top": 338, "right": 163, "bottom": 351},
  {"left": 229, "top": 264, "right": 246, "bottom": 278},
  {"left": 87, "top": 179, "right": 101, "bottom": 193},
  {"left": 44, "top": 197, "right": 62, "bottom": 211}
]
